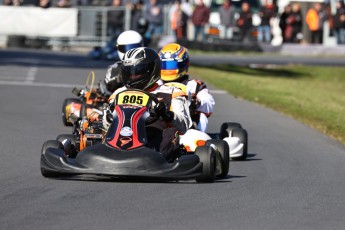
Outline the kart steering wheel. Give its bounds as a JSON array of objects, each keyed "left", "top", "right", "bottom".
[{"left": 145, "top": 92, "right": 165, "bottom": 125}]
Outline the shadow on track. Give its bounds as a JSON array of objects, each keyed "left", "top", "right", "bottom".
[
  {"left": 245, "top": 153, "right": 262, "bottom": 161},
  {"left": 192, "top": 64, "right": 310, "bottom": 79},
  {"left": 42, "top": 174, "right": 247, "bottom": 184}
]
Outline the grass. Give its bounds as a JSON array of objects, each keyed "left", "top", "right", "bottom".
[{"left": 190, "top": 64, "right": 345, "bottom": 145}]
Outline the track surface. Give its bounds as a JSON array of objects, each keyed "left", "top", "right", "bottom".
[{"left": 1, "top": 49, "right": 345, "bottom": 230}]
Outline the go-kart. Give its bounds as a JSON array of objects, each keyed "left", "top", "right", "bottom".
[
  {"left": 62, "top": 71, "right": 108, "bottom": 126},
  {"left": 41, "top": 89, "right": 230, "bottom": 182},
  {"left": 181, "top": 121, "right": 248, "bottom": 161},
  {"left": 156, "top": 82, "right": 249, "bottom": 161}
]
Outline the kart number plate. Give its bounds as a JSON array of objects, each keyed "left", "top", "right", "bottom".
[{"left": 117, "top": 91, "right": 150, "bottom": 107}]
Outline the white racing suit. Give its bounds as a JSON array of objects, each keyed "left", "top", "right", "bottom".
[{"left": 165, "top": 78, "right": 215, "bottom": 132}]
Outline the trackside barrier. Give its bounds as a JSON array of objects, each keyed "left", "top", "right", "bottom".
[{"left": 0, "top": 6, "right": 130, "bottom": 48}]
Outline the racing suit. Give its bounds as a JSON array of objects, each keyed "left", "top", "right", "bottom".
[
  {"left": 164, "top": 76, "right": 215, "bottom": 132},
  {"left": 105, "top": 83, "right": 192, "bottom": 161}
]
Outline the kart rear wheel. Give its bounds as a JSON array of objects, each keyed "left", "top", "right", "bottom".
[
  {"left": 206, "top": 139, "right": 229, "bottom": 178},
  {"left": 220, "top": 122, "right": 243, "bottom": 139},
  {"left": 40, "top": 140, "right": 64, "bottom": 178},
  {"left": 62, "top": 98, "right": 81, "bottom": 126},
  {"left": 195, "top": 146, "right": 216, "bottom": 183},
  {"left": 231, "top": 128, "right": 248, "bottom": 161}
]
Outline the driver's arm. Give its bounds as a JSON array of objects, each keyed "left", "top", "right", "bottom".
[{"left": 170, "top": 96, "right": 192, "bottom": 134}]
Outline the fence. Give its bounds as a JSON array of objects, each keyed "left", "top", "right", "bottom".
[{"left": 0, "top": 5, "right": 133, "bottom": 49}]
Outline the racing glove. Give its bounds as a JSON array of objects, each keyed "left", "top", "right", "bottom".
[
  {"left": 102, "top": 103, "right": 113, "bottom": 130},
  {"left": 154, "top": 101, "right": 174, "bottom": 123}
]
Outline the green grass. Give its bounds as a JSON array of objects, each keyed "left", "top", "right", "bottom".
[{"left": 190, "top": 64, "right": 345, "bottom": 145}]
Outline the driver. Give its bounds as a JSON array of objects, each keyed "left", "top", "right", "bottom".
[
  {"left": 104, "top": 47, "right": 192, "bottom": 161},
  {"left": 100, "top": 30, "right": 144, "bottom": 95},
  {"left": 158, "top": 43, "right": 215, "bottom": 132}
]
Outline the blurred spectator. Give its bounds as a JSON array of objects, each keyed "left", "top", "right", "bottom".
[
  {"left": 258, "top": 0, "right": 275, "bottom": 43},
  {"left": 4, "top": 0, "right": 39, "bottom": 5},
  {"left": 91, "top": 0, "right": 109, "bottom": 6},
  {"left": 130, "top": 0, "right": 148, "bottom": 38},
  {"left": 2, "top": 0, "right": 16, "bottom": 5},
  {"left": 3, "top": 0, "right": 10, "bottom": 5},
  {"left": 180, "top": 0, "right": 193, "bottom": 17},
  {"left": 306, "top": 3, "right": 328, "bottom": 44},
  {"left": 333, "top": 1, "right": 345, "bottom": 44},
  {"left": 21, "top": 0, "right": 39, "bottom": 5},
  {"left": 56, "top": 0, "right": 72, "bottom": 7},
  {"left": 285, "top": 3, "right": 303, "bottom": 43},
  {"left": 219, "top": 0, "right": 236, "bottom": 40},
  {"left": 107, "top": 0, "right": 124, "bottom": 38},
  {"left": 191, "top": 0, "right": 210, "bottom": 42},
  {"left": 279, "top": 4, "right": 292, "bottom": 43},
  {"left": 144, "top": 0, "right": 164, "bottom": 40},
  {"left": 237, "top": 1, "right": 252, "bottom": 42},
  {"left": 39, "top": 0, "right": 51, "bottom": 8},
  {"left": 170, "top": 0, "right": 189, "bottom": 39},
  {"left": 77, "top": 0, "right": 91, "bottom": 5}
]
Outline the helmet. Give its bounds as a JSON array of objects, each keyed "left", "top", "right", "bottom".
[
  {"left": 116, "top": 30, "right": 143, "bottom": 60},
  {"left": 121, "top": 47, "right": 161, "bottom": 90},
  {"left": 158, "top": 43, "right": 190, "bottom": 82}
]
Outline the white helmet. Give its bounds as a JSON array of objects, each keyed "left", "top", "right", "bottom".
[{"left": 116, "top": 30, "right": 144, "bottom": 60}]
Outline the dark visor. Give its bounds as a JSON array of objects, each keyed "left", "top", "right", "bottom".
[
  {"left": 117, "top": 43, "right": 142, "bottom": 53},
  {"left": 121, "top": 62, "right": 154, "bottom": 87}
]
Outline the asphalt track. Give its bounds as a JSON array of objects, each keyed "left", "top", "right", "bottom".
[{"left": 0, "top": 49, "right": 345, "bottom": 230}]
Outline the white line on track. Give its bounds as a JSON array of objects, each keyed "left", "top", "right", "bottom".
[
  {"left": 0, "top": 76, "right": 31, "bottom": 80},
  {"left": 0, "top": 80, "right": 85, "bottom": 88},
  {"left": 0, "top": 80, "right": 228, "bottom": 94},
  {"left": 26, "top": 67, "right": 37, "bottom": 83}
]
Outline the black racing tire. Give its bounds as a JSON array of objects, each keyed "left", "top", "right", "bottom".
[
  {"left": 220, "top": 122, "right": 243, "bottom": 139},
  {"left": 206, "top": 139, "right": 229, "bottom": 178},
  {"left": 56, "top": 134, "right": 77, "bottom": 145},
  {"left": 56, "top": 134, "right": 79, "bottom": 158},
  {"left": 62, "top": 98, "right": 82, "bottom": 126},
  {"left": 40, "top": 140, "right": 64, "bottom": 178},
  {"left": 231, "top": 128, "right": 248, "bottom": 161},
  {"left": 195, "top": 146, "right": 216, "bottom": 183}
]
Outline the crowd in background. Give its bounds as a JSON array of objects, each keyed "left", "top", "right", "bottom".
[{"left": 2, "top": 0, "right": 345, "bottom": 45}]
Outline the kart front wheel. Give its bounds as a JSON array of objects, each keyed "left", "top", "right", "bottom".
[
  {"left": 62, "top": 98, "right": 81, "bottom": 126},
  {"left": 195, "top": 146, "right": 216, "bottom": 183},
  {"left": 56, "top": 134, "right": 78, "bottom": 158},
  {"left": 231, "top": 128, "right": 248, "bottom": 161},
  {"left": 206, "top": 139, "right": 229, "bottom": 178},
  {"left": 56, "top": 134, "right": 77, "bottom": 145},
  {"left": 220, "top": 122, "right": 243, "bottom": 139},
  {"left": 40, "top": 140, "right": 64, "bottom": 178}
]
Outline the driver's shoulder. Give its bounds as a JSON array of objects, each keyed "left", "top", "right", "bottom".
[{"left": 154, "top": 84, "right": 187, "bottom": 99}]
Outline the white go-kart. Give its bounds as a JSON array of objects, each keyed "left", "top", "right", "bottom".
[{"left": 180, "top": 122, "right": 248, "bottom": 161}]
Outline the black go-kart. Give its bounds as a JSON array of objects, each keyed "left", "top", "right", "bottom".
[{"left": 41, "top": 89, "right": 230, "bottom": 182}]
